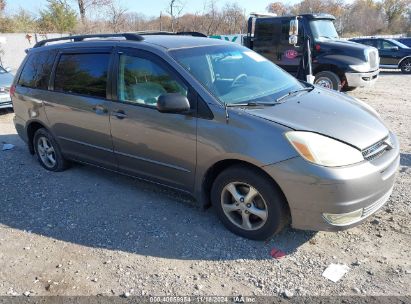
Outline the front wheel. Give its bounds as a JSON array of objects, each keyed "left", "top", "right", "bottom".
[
  {"left": 400, "top": 58, "right": 411, "bottom": 74},
  {"left": 314, "top": 71, "right": 342, "bottom": 91},
  {"left": 211, "top": 165, "right": 289, "bottom": 240}
]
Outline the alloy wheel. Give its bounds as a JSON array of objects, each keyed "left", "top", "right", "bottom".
[
  {"left": 37, "top": 136, "right": 56, "bottom": 168},
  {"left": 220, "top": 182, "right": 268, "bottom": 231}
]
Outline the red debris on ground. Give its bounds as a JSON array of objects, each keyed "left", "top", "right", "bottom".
[{"left": 270, "top": 248, "right": 286, "bottom": 259}]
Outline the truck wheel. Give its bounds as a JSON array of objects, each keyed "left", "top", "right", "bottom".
[
  {"left": 314, "top": 71, "right": 341, "bottom": 91},
  {"left": 211, "top": 165, "right": 289, "bottom": 240},
  {"left": 400, "top": 58, "right": 411, "bottom": 74}
]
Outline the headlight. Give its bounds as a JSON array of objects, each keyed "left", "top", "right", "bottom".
[
  {"left": 349, "top": 63, "right": 370, "bottom": 73},
  {"left": 285, "top": 131, "right": 364, "bottom": 167}
]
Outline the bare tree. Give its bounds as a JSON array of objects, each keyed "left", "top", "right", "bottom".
[
  {"left": 75, "top": 0, "right": 112, "bottom": 23},
  {"left": 106, "top": 1, "right": 128, "bottom": 32},
  {"left": 381, "top": 0, "right": 411, "bottom": 26},
  {"left": 266, "top": 2, "right": 289, "bottom": 16},
  {"left": 166, "top": 0, "right": 184, "bottom": 31}
]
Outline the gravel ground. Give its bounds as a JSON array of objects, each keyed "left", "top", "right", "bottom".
[{"left": 0, "top": 71, "right": 410, "bottom": 298}]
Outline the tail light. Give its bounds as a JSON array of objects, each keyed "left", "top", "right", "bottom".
[
  {"left": 10, "top": 85, "right": 15, "bottom": 97},
  {"left": 315, "top": 44, "right": 321, "bottom": 51}
]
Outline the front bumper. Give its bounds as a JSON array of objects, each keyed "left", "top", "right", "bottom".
[
  {"left": 345, "top": 69, "right": 379, "bottom": 88},
  {"left": 0, "top": 93, "right": 12, "bottom": 109},
  {"left": 263, "top": 132, "right": 400, "bottom": 231}
]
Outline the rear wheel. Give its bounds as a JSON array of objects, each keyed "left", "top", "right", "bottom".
[
  {"left": 314, "top": 71, "right": 341, "bottom": 91},
  {"left": 211, "top": 165, "right": 289, "bottom": 240},
  {"left": 400, "top": 58, "right": 411, "bottom": 74},
  {"left": 33, "top": 128, "right": 68, "bottom": 172}
]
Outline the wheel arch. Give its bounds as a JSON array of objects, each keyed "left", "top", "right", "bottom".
[
  {"left": 199, "top": 159, "right": 289, "bottom": 211},
  {"left": 26, "top": 120, "right": 48, "bottom": 154},
  {"left": 398, "top": 56, "right": 411, "bottom": 68},
  {"left": 313, "top": 64, "right": 345, "bottom": 82}
]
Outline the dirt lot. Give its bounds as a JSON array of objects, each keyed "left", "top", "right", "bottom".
[{"left": 0, "top": 71, "right": 410, "bottom": 298}]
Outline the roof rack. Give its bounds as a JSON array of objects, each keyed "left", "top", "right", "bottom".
[
  {"left": 135, "top": 31, "right": 207, "bottom": 37},
  {"left": 33, "top": 33, "right": 144, "bottom": 48}
]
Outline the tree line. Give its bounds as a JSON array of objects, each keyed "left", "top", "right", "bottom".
[{"left": 0, "top": 0, "right": 410, "bottom": 37}]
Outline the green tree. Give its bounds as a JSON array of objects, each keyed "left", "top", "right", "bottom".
[
  {"left": 13, "top": 8, "right": 38, "bottom": 32},
  {"left": 39, "top": 0, "right": 77, "bottom": 33}
]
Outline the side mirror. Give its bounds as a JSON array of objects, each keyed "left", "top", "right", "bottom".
[
  {"left": 390, "top": 46, "right": 399, "bottom": 51},
  {"left": 4, "top": 67, "right": 11, "bottom": 72},
  {"left": 289, "top": 18, "right": 299, "bottom": 45},
  {"left": 157, "top": 93, "right": 190, "bottom": 114}
]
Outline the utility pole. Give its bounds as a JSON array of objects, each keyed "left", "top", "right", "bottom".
[{"left": 160, "top": 11, "right": 163, "bottom": 31}]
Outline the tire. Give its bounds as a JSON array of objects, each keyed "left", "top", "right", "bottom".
[
  {"left": 314, "top": 71, "right": 342, "bottom": 91},
  {"left": 400, "top": 58, "right": 411, "bottom": 74},
  {"left": 33, "top": 128, "right": 68, "bottom": 172},
  {"left": 211, "top": 165, "right": 289, "bottom": 240}
]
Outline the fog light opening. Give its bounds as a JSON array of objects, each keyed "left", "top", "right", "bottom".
[{"left": 322, "top": 209, "right": 364, "bottom": 226}]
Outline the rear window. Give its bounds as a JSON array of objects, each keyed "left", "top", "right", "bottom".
[
  {"left": 54, "top": 53, "right": 110, "bottom": 98},
  {"left": 18, "top": 51, "right": 55, "bottom": 89}
]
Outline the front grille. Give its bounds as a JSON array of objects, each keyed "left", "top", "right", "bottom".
[
  {"left": 368, "top": 49, "right": 379, "bottom": 70},
  {"left": 362, "top": 187, "right": 393, "bottom": 218},
  {"left": 362, "top": 136, "right": 391, "bottom": 161}
]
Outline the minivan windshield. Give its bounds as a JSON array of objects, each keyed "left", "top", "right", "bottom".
[
  {"left": 310, "top": 19, "right": 339, "bottom": 40},
  {"left": 170, "top": 45, "right": 303, "bottom": 105}
]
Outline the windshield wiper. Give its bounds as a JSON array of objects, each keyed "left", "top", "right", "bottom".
[
  {"left": 275, "top": 86, "right": 314, "bottom": 103},
  {"left": 226, "top": 101, "right": 278, "bottom": 107}
]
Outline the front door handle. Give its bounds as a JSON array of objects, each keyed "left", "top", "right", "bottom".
[
  {"left": 93, "top": 105, "right": 107, "bottom": 115},
  {"left": 113, "top": 110, "right": 127, "bottom": 119}
]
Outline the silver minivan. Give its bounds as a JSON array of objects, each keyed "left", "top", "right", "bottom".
[{"left": 11, "top": 33, "right": 399, "bottom": 240}]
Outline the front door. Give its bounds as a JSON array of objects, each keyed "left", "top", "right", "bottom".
[
  {"left": 109, "top": 48, "right": 197, "bottom": 191},
  {"left": 45, "top": 48, "right": 116, "bottom": 169},
  {"left": 377, "top": 39, "right": 401, "bottom": 65}
]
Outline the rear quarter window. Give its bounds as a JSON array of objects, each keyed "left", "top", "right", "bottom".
[
  {"left": 53, "top": 53, "right": 110, "bottom": 98},
  {"left": 18, "top": 51, "right": 55, "bottom": 90}
]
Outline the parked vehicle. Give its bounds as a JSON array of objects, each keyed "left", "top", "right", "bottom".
[
  {"left": 395, "top": 37, "right": 411, "bottom": 48},
  {"left": 0, "top": 66, "right": 14, "bottom": 109},
  {"left": 12, "top": 33, "right": 399, "bottom": 240},
  {"left": 351, "top": 37, "right": 411, "bottom": 74},
  {"left": 216, "top": 13, "right": 380, "bottom": 91}
]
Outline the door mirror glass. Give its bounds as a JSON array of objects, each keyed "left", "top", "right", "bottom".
[
  {"left": 289, "top": 18, "right": 299, "bottom": 45},
  {"left": 157, "top": 93, "right": 190, "bottom": 113}
]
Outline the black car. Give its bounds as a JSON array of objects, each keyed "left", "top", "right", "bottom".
[
  {"left": 395, "top": 37, "right": 411, "bottom": 48},
  {"left": 350, "top": 38, "right": 411, "bottom": 74}
]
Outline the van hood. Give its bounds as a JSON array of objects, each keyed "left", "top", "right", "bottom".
[{"left": 243, "top": 87, "right": 389, "bottom": 150}]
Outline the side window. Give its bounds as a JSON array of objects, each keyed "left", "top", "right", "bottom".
[
  {"left": 18, "top": 51, "right": 55, "bottom": 89},
  {"left": 379, "top": 40, "right": 395, "bottom": 50},
  {"left": 54, "top": 53, "right": 110, "bottom": 98},
  {"left": 118, "top": 54, "right": 187, "bottom": 106},
  {"left": 255, "top": 19, "right": 276, "bottom": 40},
  {"left": 361, "top": 40, "right": 375, "bottom": 47}
]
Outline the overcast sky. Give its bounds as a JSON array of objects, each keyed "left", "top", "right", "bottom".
[{"left": 7, "top": 0, "right": 278, "bottom": 17}]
